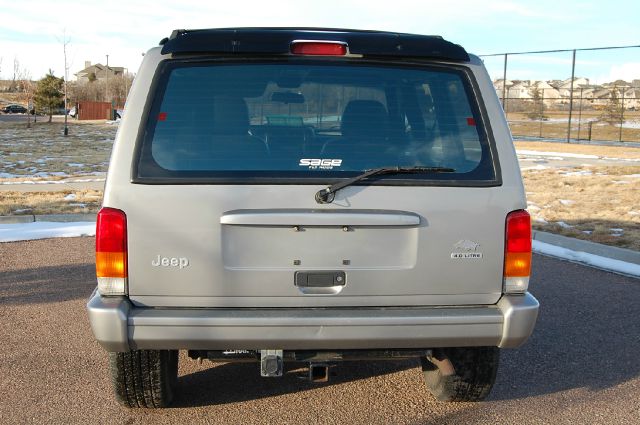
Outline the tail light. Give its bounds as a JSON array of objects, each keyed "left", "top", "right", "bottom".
[
  {"left": 504, "top": 210, "right": 531, "bottom": 294},
  {"left": 291, "top": 41, "right": 347, "bottom": 56},
  {"left": 96, "top": 207, "right": 127, "bottom": 296}
]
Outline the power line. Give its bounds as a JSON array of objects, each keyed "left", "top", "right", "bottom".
[{"left": 479, "top": 44, "right": 640, "bottom": 57}]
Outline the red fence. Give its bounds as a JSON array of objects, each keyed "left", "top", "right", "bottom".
[{"left": 77, "top": 101, "right": 111, "bottom": 120}]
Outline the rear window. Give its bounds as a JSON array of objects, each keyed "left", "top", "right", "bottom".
[{"left": 135, "top": 60, "right": 497, "bottom": 184}]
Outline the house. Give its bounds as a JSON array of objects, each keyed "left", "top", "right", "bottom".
[
  {"left": 493, "top": 79, "right": 513, "bottom": 96},
  {"left": 593, "top": 88, "right": 613, "bottom": 99},
  {"left": 531, "top": 81, "right": 561, "bottom": 104},
  {"left": 555, "top": 77, "right": 590, "bottom": 98},
  {"left": 558, "top": 77, "right": 590, "bottom": 89},
  {"left": 507, "top": 82, "right": 533, "bottom": 99},
  {"left": 75, "top": 61, "right": 125, "bottom": 83},
  {"left": 604, "top": 80, "right": 630, "bottom": 89}
]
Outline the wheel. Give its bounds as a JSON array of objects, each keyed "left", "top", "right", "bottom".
[
  {"left": 421, "top": 347, "right": 499, "bottom": 402},
  {"left": 108, "top": 350, "right": 179, "bottom": 408}
]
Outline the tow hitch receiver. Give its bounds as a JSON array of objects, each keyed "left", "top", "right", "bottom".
[
  {"left": 309, "top": 363, "right": 330, "bottom": 383},
  {"left": 260, "top": 349, "right": 284, "bottom": 377}
]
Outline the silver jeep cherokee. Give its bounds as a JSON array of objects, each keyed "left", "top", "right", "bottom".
[{"left": 87, "top": 28, "right": 539, "bottom": 407}]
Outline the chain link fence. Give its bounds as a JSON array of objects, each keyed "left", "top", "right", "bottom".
[{"left": 480, "top": 45, "right": 640, "bottom": 143}]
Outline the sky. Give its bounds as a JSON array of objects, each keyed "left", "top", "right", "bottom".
[{"left": 0, "top": 0, "right": 639, "bottom": 84}]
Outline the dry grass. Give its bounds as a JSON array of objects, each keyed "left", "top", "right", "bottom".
[
  {"left": 0, "top": 190, "right": 103, "bottom": 216},
  {"left": 507, "top": 111, "right": 640, "bottom": 143},
  {"left": 523, "top": 165, "right": 640, "bottom": 250},
  {"left": 0, "top": 121, "right": 116, "bottom": 178}
]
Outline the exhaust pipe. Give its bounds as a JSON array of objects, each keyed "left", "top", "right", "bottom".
[{"left": 309, "top": 363, "right": 330, "bottom": 383}]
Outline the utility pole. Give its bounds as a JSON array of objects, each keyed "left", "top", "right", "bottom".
[
  {"left": 577, "top": 87, "right": 584, "bottom": 140},
  {"left": 501, "top": 54, "right": 508, "bottom": 116},
  {"left": 566, "top": 49, "right": 576, "bottom": 143},
  {"left": 124, "top": 67, "right": 129, "bottom": 105},
  {"left": 619, "top": 88, "right": 625, "bottom": 142},
  {"left": 63, "top": 31, "right": 70, "bottom": 136},
  {"left": 105, "top": 54, "right": 109, "bottom": 104},
  {"left": 106, "top": 54, "right": 111, "bottom": 120}
]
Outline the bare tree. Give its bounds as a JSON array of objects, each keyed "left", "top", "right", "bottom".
[
  {"left": 11, "top": 57, "right": 19, "bottom": 92},
  {"left": 526, "top": 87, "right": 546, "bottom": 120},
  {"left": 69, "top": 74, "right": 133, "bottom": 106},
  {"left": 599, "top": 88, "right": 625, "bottom": 126},
  {"left": 14, "top": 59, "right": 34, "bottom": 128}
]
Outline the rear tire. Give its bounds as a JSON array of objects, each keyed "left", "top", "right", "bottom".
[
  {"left": 421, "top": 347, "right": 499, "bottom": 402},
  {"left": 109, "top": 350, "right": 179, "bottom": 408}
]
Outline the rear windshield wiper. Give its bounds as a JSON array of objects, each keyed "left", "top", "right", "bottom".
[{"left": 315, "top": 166, "right": 456, "bottom": 204}]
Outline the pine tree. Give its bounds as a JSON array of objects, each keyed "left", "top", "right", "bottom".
[{"left": 34, "top": 71, "right": 64, "bottom": 123}]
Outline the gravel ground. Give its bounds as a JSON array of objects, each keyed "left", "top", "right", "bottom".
[{"left": 0, "top": 238, "right": 639, "bottom": 424}]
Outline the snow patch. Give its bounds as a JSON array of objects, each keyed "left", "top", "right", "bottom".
[
  {"left": 0, "top": 222, "right": 95, "bottom": 243},
  {"left": 559, "top": 199, "right": 575, "bottom": 206},
  {"left": 555, "top": 221, "right": 573, "bottom": 229},
  {"left": 63, "top": 194, "right": 77, "bottom": 201},
  {"left": 602, "top": 157, "right": 640, "bottom": 162},
  {"left": 560, "top": 170, "right": 593, "bottom": 176},
  {"left": 516, "top": 150, "right": 599, "bottom": 159},
  {"left": 521, "top": 165, "right": 549, "bottom": 171},
  {"left": 0, "top": 177, "right": 105, "bottom": 185}
]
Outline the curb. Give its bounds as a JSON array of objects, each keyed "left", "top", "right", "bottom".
[
  {"left": 0, "top": 213, "right": 97, "bottom": 224},
  {"left": 532, "top": 231, "right": 640, "bottom": 266}
]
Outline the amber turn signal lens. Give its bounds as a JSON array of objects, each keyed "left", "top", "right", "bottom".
[
  {"left": 504, "top": 252, "right": 532, "bottom": 277},
  {"left": 96, "top": 252, "right": 127, "bottom": 278}
]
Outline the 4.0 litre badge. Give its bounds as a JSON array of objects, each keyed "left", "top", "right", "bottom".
[{"left": 451, "top": 239, "right": 483, "bottom": 259}]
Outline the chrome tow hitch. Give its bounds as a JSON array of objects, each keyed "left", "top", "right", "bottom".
[{"left": 260, "top": 349, "right": 284, "bottom": 377}]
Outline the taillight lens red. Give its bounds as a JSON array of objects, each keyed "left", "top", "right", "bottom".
[
  {"left": 504, "top": 210, "right": 531, "bottom": 278},
  {"left": 96, "top": 207, "right": 127, "bottom": 278},
  {"left": 291, "top": 42, "right": 347, "bottom": 56}
]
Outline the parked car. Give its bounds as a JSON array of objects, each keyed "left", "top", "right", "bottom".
[
  {"left": 87, "top": 28, "right": 539, "bottom": 408},
  {"left": 2, "top": 104, "right": 28, "bottom": 114}
]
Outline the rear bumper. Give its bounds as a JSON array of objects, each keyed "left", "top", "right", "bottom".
[{"left": 87, "top": 290, "right": 539, "bottom": 352}]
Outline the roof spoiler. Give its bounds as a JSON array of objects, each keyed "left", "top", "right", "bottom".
[{"left": 159, "top": 27, "right": 470, "bottom": 62}]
